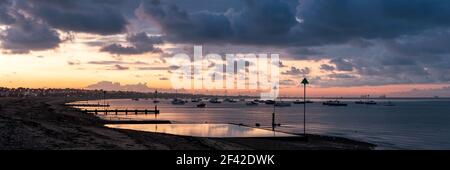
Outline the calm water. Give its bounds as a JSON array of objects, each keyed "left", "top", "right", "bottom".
[
  {"left": 106, "top": 124, "right": 296, "bottom": 138},
  {"left": 73, "top": 98, "right": 450, "bottom": 149}
]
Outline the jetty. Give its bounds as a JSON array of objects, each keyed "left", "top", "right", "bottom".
[
  {"left": 82, "top": 107, "right": 160, "bottom": 115},
  {"left": 103, "top": 120, "right": 171, "bottom": 124}
]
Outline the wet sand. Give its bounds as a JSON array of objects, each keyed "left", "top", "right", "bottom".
[{"left": 0, "top": 97, "right": 375, "bottom": 150}]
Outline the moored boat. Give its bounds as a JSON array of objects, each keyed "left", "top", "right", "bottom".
[
  {"left": 293, "top": 100, "right": 314, "bottom": 104},
  {"left": 264, "top": 100, "right": 275, "bottom": 105},
  {"left": 246, "top": 101, "right": 259, "bottom": 106},
  {"left": 171, "top": 98, "right": 186, "bottom": 105},
  {"left": 365, "top": 101, "right": 377, "bottom": 105},
  {"left": 196, "top": 102, "right": 206, "bottom": 108},
  {"left": 209, "top": 98, "right": 222, "bottom": 104},
  {"left": 191, "top": 98, "right": 202, "bottom": 102},
  {"left": 224, "top": 98, "right": 237, "bottom": 103},
  {"left": 275, "top": 102, "right": 292, "bottom": 107},
  {"left": 323, "top": 100, "right": 348, "bottom": 106}
]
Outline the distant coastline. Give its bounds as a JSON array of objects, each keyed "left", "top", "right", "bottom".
[{"left": 0, "top": 87, "right": 447, "bottom": 100}]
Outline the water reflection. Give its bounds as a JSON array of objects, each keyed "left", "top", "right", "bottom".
[
  {"left": 73, "top": 99, "right": 450, "bottom": 149},
  {"left": 105, "top": 124, "right": 297, "bottom": 138}
]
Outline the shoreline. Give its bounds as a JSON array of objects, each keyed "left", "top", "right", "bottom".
[{"left": 0, "top": 96, "right": 376, "bottom": 150}]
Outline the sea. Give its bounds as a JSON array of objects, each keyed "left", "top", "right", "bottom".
[{"left": 73, "top": 98, "right": 450, "bottom": 149}]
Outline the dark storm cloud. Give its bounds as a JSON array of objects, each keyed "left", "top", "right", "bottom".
[
  {"left": 0, "top": 0, "right": 15, "bottom": 24},
  {"left": 0, "top": 14, "right": 61, "bottom": 54},
  {"left": 139, "top": 0, "right": 450, "bottom": 46},
  {"left": 330, "top": 58, "right": 354, "bottom": 71},
  {"left": 290, "top": 47, "right": 322, "bottom": 56},
  {"left": 19, "top": 0, "right": 133, "bottom": 35},
  {"left": 140, "top": 0, "right": 296, "bottom": 44},
  {"left": 139, "top": 0, "right": 234, "bottom": 43},
  {"left": 101, "top": 32, "right": 163, "bottom": 55},
  {"left": 1, "top": 0, "right": 450, "bottom": 88},
  {"left": 386, "top": 29, "right": 450, "bottom": 58},
  {"left": 136, "top": 0, "right": 450, "bottom": 87},
  {"left": 292, "top": 0, "right": 450, "bottom": 46},
  {"left": 1, "top": 0, "right": 138, "bottom": 53}
]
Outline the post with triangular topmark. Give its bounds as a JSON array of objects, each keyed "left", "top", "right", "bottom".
[{"left": 301, "top": 78, "right": 309, "bottom": 140}]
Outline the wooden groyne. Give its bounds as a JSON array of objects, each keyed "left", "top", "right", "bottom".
[
  {"left": 103, "top": 120, "right": 171, "bottom": 124},
  {"left": 82, "top": 107, "right": 160, "bottom": 115}
]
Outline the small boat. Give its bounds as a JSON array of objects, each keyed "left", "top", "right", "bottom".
[
  {"left": 224, "top": 98, "right": 237, "bottom": 103},
  {"left": 171, "top": 98, "right": 186, "bottom": 105},
  {"left": 264, "top": 100, "right": 275, "bottom": 105},
  {"left": 196, "top": 102, "right": 206, "bottom": 108},
  {"left": 365, "top": 101, "right": 377, "bottom": 105},
  {"left": 255, "top": 99, "right": 266, "bottom": 103},
  {"left": 246, "top": 101, "right": 259, "bottom": 106},
  {"left": 293, "top": 100, "right": 314, "bottom": 104},
  {"left": 131, "top": 98, "right": 139, "bottom": 101},
  {"left": 209, "top": 98, "right": 222, "bottom": 104},
  {"left": 275, "top": 102, "right": 291, "bottom": 107},
  {"left": 239, "top": 98, "right": 246, "bottom": 102},
  {"left": 191, "top": 98, "right": 202, "bottom": 102},
  {"left": 293, "top": 100, "right": 303, "bottom": 104},
  {"left": 323, "top": 100, "right": 348, "bottom": 106}
]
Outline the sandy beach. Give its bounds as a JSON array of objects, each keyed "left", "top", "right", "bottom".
[{"left": 0, "top": 97, "right": 375, "bottom": 150}]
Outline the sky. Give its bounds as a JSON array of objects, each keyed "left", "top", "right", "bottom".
[{"left": 1, "top": 0, "right": 450, "bottom": 97}]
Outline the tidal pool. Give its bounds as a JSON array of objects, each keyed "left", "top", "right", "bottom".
[{"left": 105, "top": 124, "right": 297, "bottom": 138}]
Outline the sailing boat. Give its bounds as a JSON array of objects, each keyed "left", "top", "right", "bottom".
[{"left": 365, "top": 95, "right": 377, "bottom": 105}]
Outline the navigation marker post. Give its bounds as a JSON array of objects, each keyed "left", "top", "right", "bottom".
[{"left": 301, "top": 78, "right": 309, "bottom": 140}]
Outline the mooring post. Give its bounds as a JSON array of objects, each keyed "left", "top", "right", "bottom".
[
  {"left": 94, "top": 109, "right": 97, "bottom": 115},
  {"left": 272, "top": 112, "right": 275, "bottom": 131},
  {"left": 135, "top": 109, "right": 138, "bottom": 115},
  {"left": 125, "top": 109, "right": 128, "bottom": 115},
  {"left": 105, "top": 110, "right": 108, "bottom": 115},
  {"left": 115, "top": 109, "right": 118, "bottom": 115},
  {"left": 144, "top": 109, "right": 148, "bottom": 115}
]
